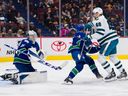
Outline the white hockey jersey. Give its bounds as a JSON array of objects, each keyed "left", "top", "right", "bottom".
[{"left": 92, "top": 15, "right": 119, "bottom": 45}]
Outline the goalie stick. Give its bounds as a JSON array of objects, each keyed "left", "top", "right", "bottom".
[{"left": 4, "top": 44, "right": 67, "bottom": 70}]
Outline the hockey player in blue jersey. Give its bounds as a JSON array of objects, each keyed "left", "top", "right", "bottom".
[
  {"left": 1, "top": 30, "right": 44, "bottom": 83},
  {"left": 64, "top": 27, "right": 102, "bottom": 84},
  {"left": 13, "top": 30, "right": 44, "bottom": 73}
]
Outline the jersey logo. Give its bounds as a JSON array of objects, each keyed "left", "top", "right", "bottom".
[
  {"left": 20, "top": 44, "right": 25, "bottom": 47},
  {"left": 77, "top": 35, "right": 81, "bottom": 38},
  {"left": 24, "top": 40, "right": 29, "bottom": 43}
]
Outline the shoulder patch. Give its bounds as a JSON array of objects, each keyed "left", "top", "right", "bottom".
[
  {"left": 20, "top": 44, "right": 25, "bottom": 47},
  {"left": 24, "top": 39, "right": 29, "bottom": 43},
  {"left": 78, "top": 35, "right": 81, "bottom": 38}
]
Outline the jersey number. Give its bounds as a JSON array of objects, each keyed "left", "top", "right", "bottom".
[{"left": 96, "top": 22, "right": 101, "bottom": 27}]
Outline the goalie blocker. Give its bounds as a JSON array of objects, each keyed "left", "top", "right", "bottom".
[{"left": 1, "top": 69, "right": 47, "bottom": 84}]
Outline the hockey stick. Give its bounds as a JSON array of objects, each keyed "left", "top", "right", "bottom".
[
  {"left": 80, "top": 40, "right": 86, "bottom": 59},
  {"left": 4, "top": 44, "right": 67, "bottom": 70},
  {"left": 29, "top": 50, "right": 68, "bottom": 70}
]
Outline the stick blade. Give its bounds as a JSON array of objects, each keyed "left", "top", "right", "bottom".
[{"left": 57, "top": 61, "right": 68, "bottom": 70}]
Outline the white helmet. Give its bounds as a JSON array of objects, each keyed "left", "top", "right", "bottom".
[
  {"left": 28, "top": 30, "right": 37, "bottom": 37},
  {"left": 28, "top": 30, "right": 37, "bottom": 43},
  {"left": 93, "top": 7, "right": 103, "bottom": 14}
]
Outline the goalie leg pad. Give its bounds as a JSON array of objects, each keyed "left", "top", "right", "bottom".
[
  {"left": 1, "top": 70, "right": 47, "bottom": 84},
  {"left": 17, "top": 71, "right": 47, "bottom": 84}
]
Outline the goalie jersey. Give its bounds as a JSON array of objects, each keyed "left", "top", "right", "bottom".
[
  {"left": 13, "top": 38, "right": 43, "bottom": 65},
  {"left": 91, "top": 15, "right": 119, "bottom": 45}
]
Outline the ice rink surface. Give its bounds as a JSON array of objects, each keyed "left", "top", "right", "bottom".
[{"left": 0, "top": 60, "right": 128, "bottom": 96}]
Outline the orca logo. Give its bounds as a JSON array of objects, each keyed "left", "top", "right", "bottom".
[{"left": 51, "top": 41, "right": 67, "bottom": 52}]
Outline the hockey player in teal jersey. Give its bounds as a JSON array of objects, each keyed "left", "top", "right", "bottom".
[
  {"left": 64, "top": 27, "right": 102, "bottom": 84},
  {"left": 91, "top": 7, "right": 127, "bottom": 81}
]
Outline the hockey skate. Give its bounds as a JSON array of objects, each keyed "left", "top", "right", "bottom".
[
  {"left": 64, "top": 77, "right": 73, "bottom": 85},
  {"left": 0, "top": 73, "right": 18, "bottom": 84},
  {"left": 9, "top": 78, "right": 18, "bottom": 84},
  {"left": 0, "top": 74, "right": 12, "bottom": 80},
  {"left": 96, "top": 73, "right": 103, "bottom": 79},
  {"left": 117, "top": 69, "right": 127, "bottom": 80},
  {"left": 9, "top": 73, "right": 18, "bottom": 84},
  {"left": 104, "top": 68, "right": 116, "bottom": 82}
]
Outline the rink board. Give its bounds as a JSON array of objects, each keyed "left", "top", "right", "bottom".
[
  {"left": 0, "top": 38, "right": 128, "bottom": 62},
  {"left": 0, "top": 54, "right": 128, "bottom": 62}
]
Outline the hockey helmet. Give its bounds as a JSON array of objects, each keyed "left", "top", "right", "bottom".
[
  {"left": 28, "top": 30, "right": 37, "bottom": 37},
  {"left": 28, "top": 30, "right": 37, "bottom": 43},
  {"left": 93, "top": 7, "right": 103, "bottom": 14}
]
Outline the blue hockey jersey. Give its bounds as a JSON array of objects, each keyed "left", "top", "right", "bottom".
[
  {"left": 68, "top": 31, "right": 100, "bottom": 54},
  {"left": 13, "top": 38, "right": 43, "bottom": 64}
]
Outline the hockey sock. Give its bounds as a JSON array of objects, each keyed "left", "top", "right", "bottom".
[
  {"left": 68, "top": 68, "right": 79, "bottom": 79},
  {"left": 89, "top": 64, "right": 101, "bottom": 77},
  {"left": 114, "top": 61, "right": 123, "bottom": 72},
  {"left": 68, "top": 64, "right": 84, "bottom": 79},
  {"left": 109, "top": 55, "right": 123, "bottom": 73},
  {"left": 102, "top": 61, "right": 112, "bottom": 73}
]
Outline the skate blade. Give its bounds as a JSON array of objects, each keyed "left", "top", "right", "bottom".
[
  {"left": 117, "top": 76, "right": 128, "bottom": 81},
  {"left": 104, "top": 77, "right": 117, "bottom": 82},
  {"left": 62, "top": 82, "right": 73, "bottom": 85}
]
